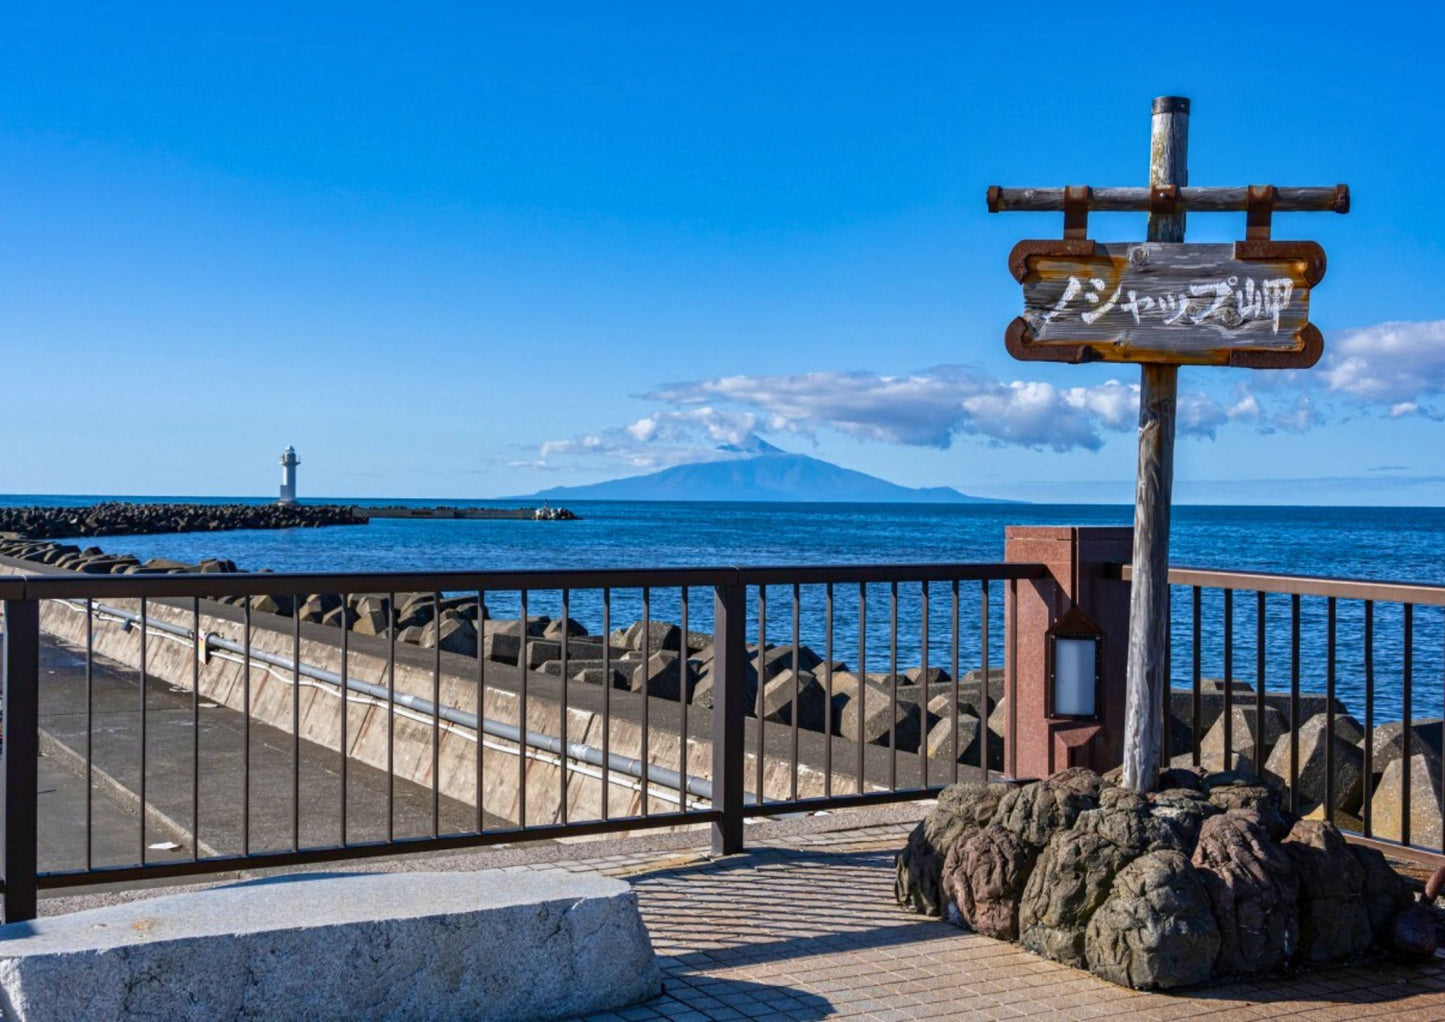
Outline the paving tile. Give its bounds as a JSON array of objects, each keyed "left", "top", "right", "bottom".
[{"left": 570, "top": 826, "right": 1445, "bottom": 1021}]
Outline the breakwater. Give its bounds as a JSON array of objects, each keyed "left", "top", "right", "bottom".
[
  {"left": 0, "top": 501, "right": 363, "bottom": 540},
  {"left": 360, "top": 505, "right": 577, "bottom": 520}
]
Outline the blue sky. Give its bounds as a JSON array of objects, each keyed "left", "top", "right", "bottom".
[{"left": 4, "top": 3, "right": 1444, "bottom": 503}]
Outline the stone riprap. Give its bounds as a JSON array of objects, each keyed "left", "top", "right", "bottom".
[
  {"left": 0, "top": 870, "right": 661, "bottom": 1022},
  {"left": 895, "top": 767, "right": 1434, "bottom": 991},
  {"left": 0, "top": 502, "right": 363, "bottom": 540}
]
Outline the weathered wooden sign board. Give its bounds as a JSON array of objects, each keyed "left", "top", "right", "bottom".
[{"left": 1005, "top": 239, "right": 1326, "bottom": 367}]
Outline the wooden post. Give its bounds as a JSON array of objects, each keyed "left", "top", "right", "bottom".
[{"left": 1121, "top": 97, "right": 1188, "bottom": 792}]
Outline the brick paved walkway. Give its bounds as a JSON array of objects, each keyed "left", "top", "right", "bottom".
[{"left": 570, "top": 824, "right": 1445, "bottom": 1022}]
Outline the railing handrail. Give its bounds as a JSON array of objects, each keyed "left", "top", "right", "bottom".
[
  {"left": 0, "top": 561, "right": 1047, "bottom": 599},
  {"left": 1115, "top": 562, "right": 1445, "bottom": 607}
]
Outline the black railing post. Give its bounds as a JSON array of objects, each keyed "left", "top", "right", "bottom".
[
  {"left": 711, "top": 582, "right": 746, "bottom": 856},
  {"left": 3, "top": 598, "right": 40, "bottom": 923}
]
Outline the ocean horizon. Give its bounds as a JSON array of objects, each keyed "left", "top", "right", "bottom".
[{"left": 4, "top": 495, "right": 1442, "bottom": 725}]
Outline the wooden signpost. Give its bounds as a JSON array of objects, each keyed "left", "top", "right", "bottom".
[{"left": 989, "top": 97, "right": 1349, "bottom": 791}]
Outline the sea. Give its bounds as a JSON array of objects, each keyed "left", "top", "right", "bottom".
[{"left": 4, "top": 496, "right": 1443, "bottom": 725}]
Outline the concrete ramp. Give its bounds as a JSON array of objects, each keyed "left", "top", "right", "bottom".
[{"left": 0, "top": 870, "right": 662, "bottom": 1021}]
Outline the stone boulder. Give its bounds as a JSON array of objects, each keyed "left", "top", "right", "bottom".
[
  {"left": 1369, "top": 719, "right": 1444, "bottom": 778},
  {"left": 924, "top": 713, "right": 993, "bottom": 768},
  {"left": 759, "top": 670, "right": 828, "bottom": 731},
  {"left": 1017, "top": 797, "right": 1186, "bottom": 968},
  {"left": 894, "top": 782, "right": 1011, "bottom": 916},
  {"left": 1262, "top": 713, "right": 1365, "bottom": 814},
  {"left": 943, "top": 825, "right": 1038, "bottom": 940},
  {"left": 1201, "top": 772, "right": 1292, "bottom": 840},
  {"left": 542, "top": 617, "right": 586, "bottom": 641},
  {"left": 1084, "top": 850, "right": 1221, "bottom": 990},
  {"left": 351, "top": 596, "right": 392, "bottom": 636},
  {"left": 838, "top": 682, "right": 923, "bottom": 752},
  {"left": 1390, "top": 902, "right": 1438, "bottom": 962},
  {"left": 1190, "top": 810, "right": 1299, "bottom": 976},
  {"left": 1200, "top": 705, "right": 1287, "bottom": 774},
  {"left": 419, "top": 614, "right": 478, "bottom": 657},
  {"left": 1351, "top": 844, "right": 1414, "bottom": 945},
  {"left": 321, "top": 605, "right": 360, "bottom": 630},
  {"left": 753, "top": 644, "right": 823, "bottom": 681},
  {"left": 1280, "top": 819, "right": 1373, "bottom": 964},
  {"left": 905, "top": 665, "right": 949, "bottom": 686},
  {"left": 248, "top": 593, "right": 296, "bottom": 617},
  {"left": 298, "top": 593, "right": 343, "bottom": 623},
  {"left": 630, "top": 652, "right": 685, "bottom": 701},
  {"left": 1367, "top": 753, "right": 1444, "bottom": 847},
  {"left": 613, "top": 620, "right": 682, "bottom": 653},
  {"left": 994, "top": 779, "right": 1097, "bottom": 848},
  {"left": 1146, "top": 789, "right": 1217, "bottom": 847}
]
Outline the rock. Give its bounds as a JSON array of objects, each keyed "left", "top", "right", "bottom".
[
  {"left": 1146, "top": 789, "right": 1216, "bottom": 847},
  {"left": 1369, "top": 720, "right": 1444, "bottom": 778},
  {"left": 1049, "top": 767, "right": 1104, "bottom": 800},
  {"left": 542, "top": 617, "right": 587, "bottom": 641},
  {"left": 905, "top": 666, "right": 949, "bottom": 686},
  {"left": 1262, "top": 713, "right": 1365, "bottom": 814},
  {"left": 1084, "top": 850, "right": 1221, "bottom": 990},
  {"left": 759, "top": 670, "right": 828, "bottom": 731},
  {"left": 894, "top": 782, "right": 1011, "bottom": 916},
  {"left": 419, "top": 615, "right": 478, "bottom": 657},
  {"left": 526, "top": 639, "right": 563, "bottom": 670},
  {"left": 943, "top": 825, "right": 1038, "bottom": 940},
  {"left": 994, "top": 779, "right": 1097, "bottom": 848},
  {"left": 1351, "top": 844, "right": 1414, "bottom": 943},
  {"left": 299, "top": 593, "right": 345, "bottom": 623},
  {"left": 1190, "top": 810, "right": 1299, "bottom": 976},
  {"left": 752, "top": 644, "right": 823, "bottom": 681},
  {"left": 321, "top": 605, "right": 360, "bottom": 630},
  {"left": 630, "top": 652, "right": 688, "bottom": 701},
  {"left": 484, "top": 616, "right": 552, "bottom": 638},
  {"left": 572, "top": 665, "right": 630, "bottom": 689},
  {"left": 1368, "top": 753, "right": 1444, "bottom": 846},
  {"left": 614, "top": 620, "right": 682, "bottom": 653},
  {"left": 248, "top": 594, "right": 296, "bottom": 616},
  {"left": 1200, "top": 706, "right": 1287, "bottom": 774},
  {"left": 1201, "top": 772, "right": 1292, "bottom": 841},
  {"left": 1158, "top": 766, "right": 1205, "bottom": 791},
  {"left": 1281, "top": 819, "right": 1373, "bottom": 964},
  {"left": 837, "top": 681, "right": 923, "bottom": 752},
  {"left": 1017, "top": 798, "right": 1186, "bottom": 968},
  {"left": 351, "top": 596, "right": 392, "bottom": 636},
  {"left": 1389, "top": 902, "right": 1438, "bottom": 962},
  {"left": 924, "top": 713, "right": 994, "bottom": 768},
  {"left": 0, "top": 869, "right": 661, "bottom": 1022},
  {"left": 482, "top": 632, "right": 521, "bottom": 666}
]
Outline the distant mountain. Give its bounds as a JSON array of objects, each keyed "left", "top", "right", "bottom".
[{"left": 515, "top": 442, "right": 1013, "bottom": 504}]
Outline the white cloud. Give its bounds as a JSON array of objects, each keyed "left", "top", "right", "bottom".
[
  {"left": 534, "top": 319, "right": 1445, "bottom": 468},
  {"left": 1321, "top": 320, "right": 1445, "bottom": 413}
]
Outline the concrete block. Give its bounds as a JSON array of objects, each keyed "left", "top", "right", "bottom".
[{"left": 0, "top": 870, "right": 661, "bottom": 1022}]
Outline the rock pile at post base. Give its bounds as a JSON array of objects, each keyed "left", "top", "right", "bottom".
[
  {"left": 0, "top": 502, "right": 363, "bottom": 539},
  {"left": 896, "top": 767, "right": 1436, "bottom": 991}
]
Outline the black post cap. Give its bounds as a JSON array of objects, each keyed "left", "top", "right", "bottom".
[{"left": 1152, "top": 96, "right": 1191, "bottom": 114}]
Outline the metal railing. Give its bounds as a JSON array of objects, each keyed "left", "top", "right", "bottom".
[
  {"left": 1138, "top": 565, "right": 1445, "bottom": 865},
  {"left": 0, "top": 561, "right": 1042, "bottom": 922}
]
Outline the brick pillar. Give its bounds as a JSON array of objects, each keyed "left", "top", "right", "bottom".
[{"left": 1003, "top": 527, "right": 1132, "bottom": 780}]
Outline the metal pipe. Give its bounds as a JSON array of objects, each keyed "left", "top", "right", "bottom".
[{"left": 63, "top": 599, "right": 716, "bottom": 803}]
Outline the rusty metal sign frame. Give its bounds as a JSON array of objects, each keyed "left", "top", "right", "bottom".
[{"left": 997, "top": 182, "right": 1333, "bottom": 369}]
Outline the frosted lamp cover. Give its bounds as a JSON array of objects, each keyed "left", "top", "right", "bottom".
[{"left": 1054, "top": 637, "right": 1097, "bottom": 716}]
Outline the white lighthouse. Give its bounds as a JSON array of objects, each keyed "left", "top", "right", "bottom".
[{"left": 278, "top": 446, "right": 299, "bottom": 504}]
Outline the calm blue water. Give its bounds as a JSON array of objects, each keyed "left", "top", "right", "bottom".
[{"left": 5, "top": 495, "right": 1443, "bottom": 725}]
